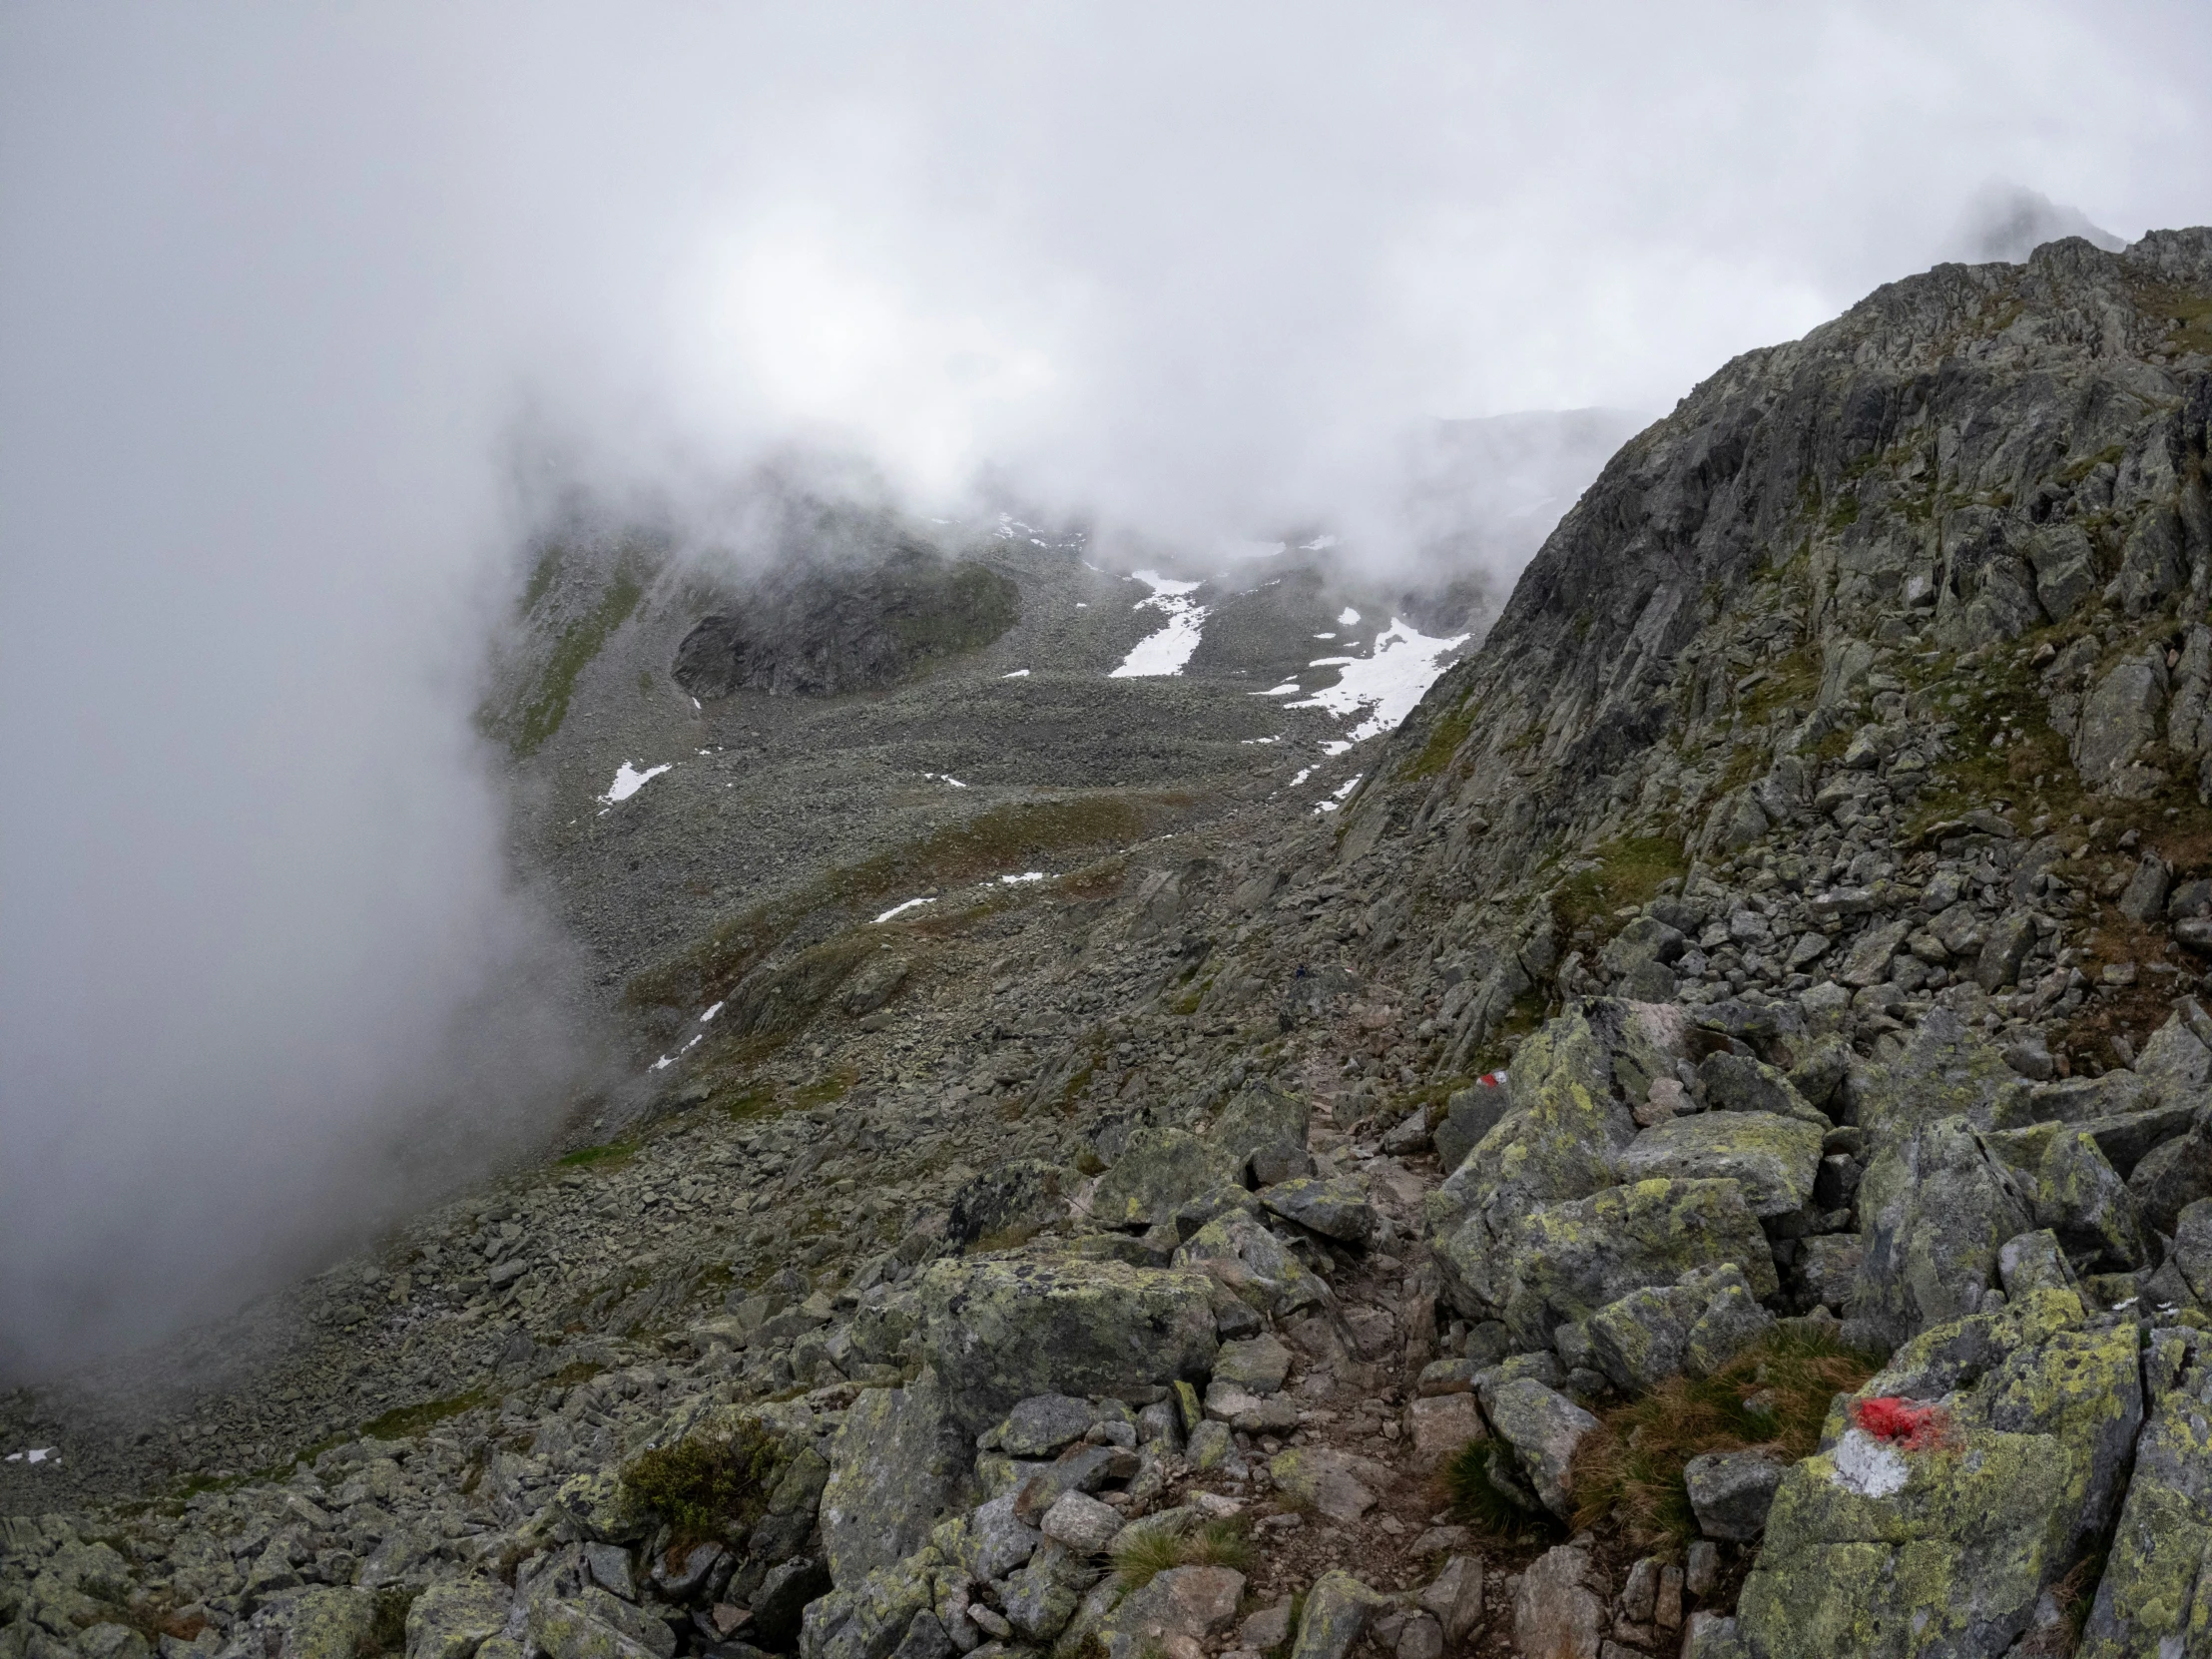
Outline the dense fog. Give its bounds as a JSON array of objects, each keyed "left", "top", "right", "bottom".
[{"left": 5, "top": 2, "right": 2211, "bottom": 1378}]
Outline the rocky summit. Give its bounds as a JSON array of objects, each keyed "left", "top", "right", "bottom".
[{"left": 14, "top": 230, "right": 2212, "bottom": 1659}]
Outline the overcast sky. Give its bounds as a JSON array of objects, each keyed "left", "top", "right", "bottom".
[{"left": 5, "top": 2, "right": 2211, "bottom": 1377}]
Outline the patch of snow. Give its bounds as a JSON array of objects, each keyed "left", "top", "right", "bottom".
[
  {"left": 4, "top": 1448, "right": 56, "bottom": 1464},
  {"left": 1288, "top": 618, "right": 1470, "bottom": 744},
  {"left": 1301, "top": 535, "right": 1340, "bottom": 551},
  {"left": 601, "top": 761, "right": 673, "bottom": 805},
  {"left": 701, "top": 1001, "right": 725, "bottom": 1023},
  {"left": 650, "top": 1054, "right": 675, "bottom": 1072},
  {"left": 1314, "top": 775, "right": 1364, "bottom": 814},
  {"left": 999, "top": 871, "right": 1046, "bottom": 884},
  {"left": 681, "top": 1034, "right": 702, "bottom": 1052},
  {"left": 1321, "top": 740, "right": 1354, "bottom": 757},
  {"left": 1289, "top": 767, "right": 1314, "bottom": 787},
  {"left": 1075, "top": 602, "right": 1089, "bottom": 608},
  {"left": 1241, "top": 735, "right": 1284, "bottom": 746},
  {"left": 1313, "top": 632, "right": 1336, "bottom": 640},
  {"left": 1109, "top": 570, "right": 1209, "bottom": 678},
  {"left": 1337, "top": 606, "right": 1362, "bottom": 626},
  {"left": 691, "top": 697, "right": 701, "bottom": 711},
  {"left": 922, "top": 772, "right": 969, "bottom": 789},
  {"left": 1002, "top": 668, "right": 1031, "bottom": 678},
  {"left": 1255, "top": 682, "right": 1302, "bottom": 697},
  {"left": 1832, "top": 1428, "right": 1910, "bottom": 1498},
  {"left": 873, "top": 896, "right": 936, "bottom": 924}
]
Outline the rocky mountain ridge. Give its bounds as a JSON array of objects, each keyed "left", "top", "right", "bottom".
[{"left": 14, "top": 230, "right": 2212, "bottom": 1659}]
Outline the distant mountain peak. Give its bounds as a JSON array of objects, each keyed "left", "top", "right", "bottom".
[{"left": 1957, "top": 180, "right": 2127, "bottom": 264}]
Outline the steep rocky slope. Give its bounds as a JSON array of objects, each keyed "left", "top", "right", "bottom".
[{"left": 14, "top": 231, "right": 2212, "bottom": 1659}]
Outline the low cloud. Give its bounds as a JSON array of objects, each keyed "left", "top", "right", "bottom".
[{"left": 5, "top": 2, "right": 2212, "bottom": 1377}]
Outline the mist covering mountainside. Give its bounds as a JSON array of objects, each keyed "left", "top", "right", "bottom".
[
  {"left": 19, "top": 10, "right": 2212, "bottom": 1659},
  {"left": 13, "top": 228, "right": 2212, "bottom": 1659}
]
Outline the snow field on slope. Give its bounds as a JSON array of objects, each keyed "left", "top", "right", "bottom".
[
  {"left": 1108, "top": 571, "right": 1208, "bottom": 678},
  {"left": 1290, "top": 618, "right": 1468, "bottom": 743}
]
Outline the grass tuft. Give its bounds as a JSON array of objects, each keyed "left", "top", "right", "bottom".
[
  {"left": 1440, "top": 1437, "right": 1559, "bottom": 1544},
  {"left": 1110, "top": 1518, "right": 1254, "bottom": 1591},
  {"left": 368, "top": 1587, "right": 419, "bottom": 1656},
  {"left": 620, "top": 1422, "right": 787, "bottom": 1552},
  {"left": 360, "top": 1389, "right": 487, "bottom": 1442},
  {"left": 1568, "top": 1325, "right": 1881, "bottom": 1547},
  {"left": 558, "top": 1142, "right": 634, "bottom": 1169}
]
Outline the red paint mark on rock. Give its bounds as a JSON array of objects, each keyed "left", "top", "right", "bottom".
[{"left": 1851, "top": 1396, "right": 1950, "bottom": 1450}]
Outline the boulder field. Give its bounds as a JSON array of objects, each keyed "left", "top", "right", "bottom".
[{"left": 17, "top": 230, "right": 2212, "bottom": 1659}]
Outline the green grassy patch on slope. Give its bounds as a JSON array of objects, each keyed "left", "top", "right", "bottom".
[
  {"left": 497, "top": 562, "right": 647, "bottom": 758},
  {"left": 1568, "top": 1326, "right": 1880, "bottom": 1547},
  {"left": 625, "top": 791, "right": 1198, "bottom": 1010},
  {"left": 1549, "top": 834, "right": 1689, "bottom": 937},
  {"left": 1397, "top": 690, "right": 1482, "bottom": 785}
]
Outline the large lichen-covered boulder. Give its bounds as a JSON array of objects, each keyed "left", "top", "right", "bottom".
[
  {"left": 1586, "top": 1264, "right": 1775, "bottom": 1392},
  {"left": 1618, "top": 1112, "right": 1824, "bottom": 1219},
  {"left": 799, "top": 1547, "right": 944, "bottom": 1659},
  {"left": 1432, "top": 1080, "right": 1512, "bottom": 1176},
  {"left": 2032, "top": 1128, "right": 2149, "bottom": 1271},
  {"left": 1480, "top": 1378, "right": 1599, "bottom": 1519},
  {"left": 1738, "top": 1289, "right": 2140, "bottom": 1659},
  {"left": 2078, "top": 1331, "right": 2212, "bottom": 1656},
  {"left": 1172, "top": 1210, "right": 1326, "bottom": 1317},
  {"left": 919, "top": 1258, "right": 1218, "bottom": 1430},
  {"left": 528, "top": 1589, "right": 676, "bottom": 1659},
  {"left": 1433, "top": 1000, "right": 1672, "bottom": 1215},
  {"left": 2125, "top": 1125, "right": 2212, "bottom": 1239},
  {"left": 2132, "top": 1011, "right": 2212, "bottom": 1102},
  {"left": 1093, "top": 1564, "right": 1247, "bottom": 1659},
  {"left": 1001, "top": 1541, "right": 1097, "bottom": 1642},
  {"left": 76, "top": 1626, "right": 150, "bottom": 1659},
  {"left": 1089, "top": 1128, "right": 1242, "bottom": 1229},
  {"left": 1288, "top": 1570, "right": 1388, "bottom": 1659},
  {"left": 821, "top": 1379, "right": 972, "bottom": 1587},
  {"left": 406, "top": 1580, "right": 515, "bottom": 1659},
  {"left": 994, "top": 1394, "right": 1094, "bottom": 1458},
  {"left": 1699, "top": 1051, "right": 1830, "bottom": 1125},
  {"left": 1996, "top": 1229, "right": 2077, "bottom": 1299},
  {"left": 279, "top": 1591, "right": 383, "bottom": 1659},
  {"left": 1427, "top": 1003, "right": 1679, "bottom": 1319},
  {"left": 1258, "top": 1176, "right": 1375, "bottom": 1242},
  {"left": 1843, "top": 1009, "right": 2022, "bottom": 1143},
  {"left": 1210, "top": 1083, "right": 1312, "bottom": 1185},
  {"left": 549, "top": 1469, "right": 647, "bottom": 1543},
  {"left": 2171, "top": 1200, "right": 2212, "bottom": 1307},
  {"left": 1984, "top": 1100, "right": 2197, "bottom": 1183},
  {"left": 1466, "top": 1177, "right": 1777, "bottom": 1350},
  {"left": 735, "top": 1445, "right": 831, "bottom": 1603},
  {"left": 1851, "top": 1118, "right": 2034, "bottom": 1351}
]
